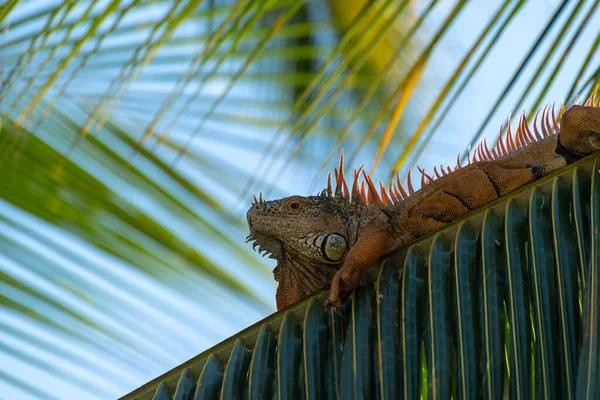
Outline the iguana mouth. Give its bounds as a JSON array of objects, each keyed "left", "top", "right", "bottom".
[
  {"left": 246, "top": 194, "right": 285, "bottom": 259},
  {"left": 245, "top": 229, "right": 281, "bottom": 260}
]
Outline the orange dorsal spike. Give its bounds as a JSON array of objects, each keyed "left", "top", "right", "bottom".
[
  {"left": 546, "top": 104, "right": 553, "bottom": 136},
  {"left": 352, "top": 168, "right": 360, "bottom": 201},
  {"left": 379, "top": 181, "right": 391, "bottom": 204},
  {"left": 542, "top": 105, "right": 549, "bottom": 137},
  {"left": 418, "top": 166, "right": 433, "bottom": 183},
  {"left": 395, "top": 187, "right": 403, "bottom": 201},
  {"left": 551, "top": 104, "right": 560, "bottom": 132},
  {"left": 520, "top": 114, "right": 529, "bottom": 146},
  {"left": 326, "top": 172, "right": 333, "bottom": 197},
  {"left": 388, "top": 182, "right": 397, "bottom": 202},
  {"left": 334, "top": 168, "right": 342, "bottom": 197},
  {"left": 515, "top": 113, "right": 523, "bottom": 145},
  {"left": 335, "top": 150, "right": 345, "bottom": 197},
  {"left": 522, "top": 112, "right": 535, "bottom": 142},
  {"left": 497, "top": 123, "right": 507, "bottom": 156},
  {"left": 495, "top": 126, "right": 502, "bottom": 157},
  {"left": 514, "top": 115, "right": 525, "bottom": 147},
  {"left": 396, "top": 175, "right": 407, "bottom": 199},
  {"left": 540, "top": 105, "right": 548, "bottom": 137},
  {"left": 362, "top": 171, "right": 381, "bottom": 205},
  {"left": 352, "top": 166, "right": 365, "bottom": 203},
  {"left": 544, "top": 105, "right": 553, "bottom": 136},
  {"left": 585, "top": 94, "right": 594, "bottom": 106},
  {"left": 518, "top": 112, "right": 531, "bottom": 144},
  {"left": 507, "top": 114, "right": 517, "bottom": 150},
  {"left": 360, "top": 181, "right": 369, "bottom": 204},
  {"left": 506, "top": 120, "right": 514, "bottom": 152},
  {"left": 526, "top": 115, "right": 534, "bottom": 143},
  {"left": 533, "top": 108, "right": 543, "bottom": 140},
  {"left": 483, "top": 137, "right": 493, "bottom": 160},
  {"left": 342, "top": 175, "right": 349, "bottom": 198},
  {"left": 475, "top": 141, "right": 484, "bottom": 161},
  {"left": 407, "top": 170, "right": 415, "bottom": 195},
  {"left": 394, "top": 187, "right": 404, "bottom": 201},
  {"left": 558, "top": 101, "right": 566, "bottom": 122},
  {"left": 421, "top": 171, "right": 426, "bottom": 187},
  {"left": 492, "top": 146, "right": 499, "bottom": 159},
  {"left": 360, "top": 181, "right": 367, "bottom": 204}
]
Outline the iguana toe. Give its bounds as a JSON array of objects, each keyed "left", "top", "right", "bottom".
[{"left": 324, "top": 297, "right": 343, "bottom": 312}]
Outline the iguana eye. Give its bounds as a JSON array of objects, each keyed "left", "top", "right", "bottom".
[
  {"left": 319, "top": 233, "right": 346, "bottom": 262},
  {"left": 287, "top": 199, "right": 304, "bottom": 211}
]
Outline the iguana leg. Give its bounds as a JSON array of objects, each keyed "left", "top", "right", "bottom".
[
  {"left": 327, "top": 219, "right": 393, "bottom": 309},
  {"left": 559, "top": 105, "right": 600, "bottom": 156}
]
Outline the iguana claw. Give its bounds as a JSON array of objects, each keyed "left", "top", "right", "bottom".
[
  {"left": 324, "top": 297, "right": 343, "bottom": 313},
  {"left": 326, "top": 267, "right": 357, "bottom": 311}
]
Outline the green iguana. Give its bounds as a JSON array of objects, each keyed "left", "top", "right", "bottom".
[{"left": 247, "top": 102, "right": 600, "bottom": 310}]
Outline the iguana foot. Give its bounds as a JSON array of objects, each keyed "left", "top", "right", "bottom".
[
  {"left": 326, "top": 266, "right": 361, "bottom": 310},
  {"left": 324, "top": 298, "right": 344, "bottom": 313}
]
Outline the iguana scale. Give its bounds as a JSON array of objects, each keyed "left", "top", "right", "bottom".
[{"left": 247, "top": 102, "right": 600, "bottom": 310}]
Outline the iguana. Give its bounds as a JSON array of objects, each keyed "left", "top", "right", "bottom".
[{"left": 247, "top": 102, "right": 600, "bottom": 310}]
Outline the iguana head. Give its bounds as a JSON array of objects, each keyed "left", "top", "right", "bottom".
[
  {"left": 247, "top": 194, "right": 359, "bottom": 309},
  {"left": 246, "top": 151, "right": 394, "bottom": 310}
]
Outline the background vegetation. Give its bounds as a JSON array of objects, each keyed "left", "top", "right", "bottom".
[{"left": 0, "top": 0, "right": 599, "bottom": 398}]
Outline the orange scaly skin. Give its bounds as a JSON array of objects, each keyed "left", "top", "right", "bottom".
[{"left": 247, "top": 103, "right": 600, "bottom": 310}]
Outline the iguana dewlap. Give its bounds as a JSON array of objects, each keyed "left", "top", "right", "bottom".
[{"left": 247, "top": 103, "right": 600, "bottom": 310}]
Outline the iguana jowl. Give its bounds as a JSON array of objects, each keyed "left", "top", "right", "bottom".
[{"left": 247, "top": 103, "right": 600, "bottom": 310}]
